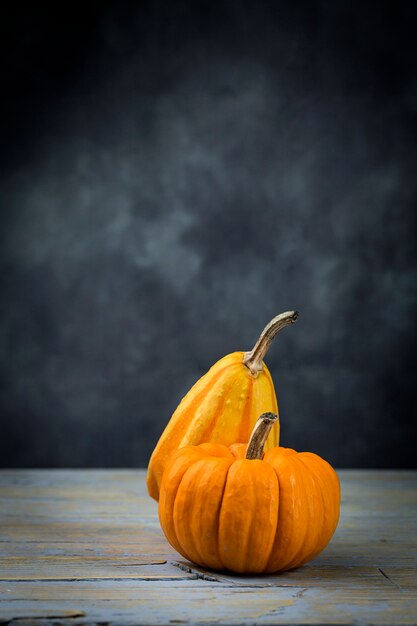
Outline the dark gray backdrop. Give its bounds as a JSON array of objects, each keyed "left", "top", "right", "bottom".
[{"left": 1, "top": 2, "right": 416, "bottom": 468}]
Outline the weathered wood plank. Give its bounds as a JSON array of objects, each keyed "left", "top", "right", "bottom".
[
  {"left": 1, "top": 556, "right": 412, "bottom": 589},
  {"left": 0, "top": 523, "right": 164, "bottom": 543},
  {"left": 0, "top": 558, "right": 197, "bottom": 581},
  {"left": 1, "top": 587, "right": 417, "bottom": 625},
  {"left": 0, "top": 541, "right": 169, "bottom": 558},
  {"left": 382, "top": 567, "right": 417, "bottom": 592},
  {"left": 0, "top": 469, "right": 416, "bottom": 625},
  {"left": 1, "top": 534, "right": 415, "bottom": 578},
  {"left": 173, "top": 560, "right": 417, "bottom": 591},
  {"left": 0, "top": 578, "right": 413, "bottom": 599}
]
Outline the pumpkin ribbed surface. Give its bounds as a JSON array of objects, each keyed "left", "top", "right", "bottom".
[{"left": 158, "top": 439, "right": 340, "bottom": 574}]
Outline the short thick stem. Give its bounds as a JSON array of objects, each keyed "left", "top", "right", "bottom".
[
  {"left": 245, "top": 412, "right": 279, "bottom": 460},
  {"left": 243, "top": 311, "right": 299, "bottom": 375}
]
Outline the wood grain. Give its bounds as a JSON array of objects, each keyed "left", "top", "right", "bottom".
[{"left": 0, "top": 469, "right": 416, "bottom": 625}]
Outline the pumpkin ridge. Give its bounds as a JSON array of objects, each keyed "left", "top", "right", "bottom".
[
  {"left": 267, "top": 454, "right": 308, "bottom": 572},
  {"left": 294, "top": 455, "right": 326, "bottom": 567},
  {"left": 187, "top": 456, "right": 232, "bottom": 569},
  {"left": 263, "top": 457, "right": 286, "bottom": 572},
  {"left": 265, "top": 366, "right": 278, "bottom": 413},
  {"left": 217, "top": 459, "right": 253, "bottom": 572},
  {"left": 236, "top": 462, "right": 257, "bottom": 572},
  {"left": 199, "top": 365, "right": 246, "bottom": 443},
  {"left": 179, "top": 358, "right": 241, "bottom": 423},
  {"left": 175, "top": 361, "right": 241, "bottom": 443},
  {"left": 237, "top": 374, "right": 254, "bottom": 443},
  {"left": 265, "top": 370, "right": 279, "bottom": 447},
  {"left": 302, "top": 452, "right": 340, "bottom": 523},
  {"left": 283, "top": 456, "right": 319, "bottom": 571},
  {"left": 264, "top": 462, "right": 283, "bottom": 573},
  {"left": 172, "top": 460, "right": 204, "bottom": 562},
  {"left": 184, "top": 458, "right": 212, "bottom": 567},
  {"left": 260, "top": 454, "right": 283, "bottom": 573},
  {"left": 179, "top": 363, "right": 244, "bottom": 448},
  {"left": 246, "top": 461, "right": 279, "bottom": 573},
  {"left": 251, "top": 368, "right": 279, "bottom": 450},
  {"left": 298, "top": 453, "right": 340, "bottom": 542},
  {"left": 295, "top": 455, "right": 333, "bottom": 566},
  {"left": 214, "top": 458, "right": 232, "bottom": 571},
  {"left": 158, "top": 447, "right": 207, "bottom": 557}
]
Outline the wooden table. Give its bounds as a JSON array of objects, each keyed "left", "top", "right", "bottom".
[{"left": 0, "top": 470, "right": 416, "bottom": 625}]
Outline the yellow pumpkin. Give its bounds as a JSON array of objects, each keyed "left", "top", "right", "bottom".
[{"left": 147, "top": 311, "right": 298, "bottom": 501}]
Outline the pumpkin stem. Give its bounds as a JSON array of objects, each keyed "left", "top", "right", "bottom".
[
  {"left": 246, "top": 412, "right": 279, "bottom": 460},
  {"left": 243, "top": 311, "right": 299, "bottom": 375}
]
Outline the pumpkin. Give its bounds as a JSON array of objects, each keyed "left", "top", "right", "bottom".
[
  {"left": 158, "top": 412, "right": 340, "bottom": 574},
  {"left": 147, "top": 311, "right": 298, "bottom": 501}
]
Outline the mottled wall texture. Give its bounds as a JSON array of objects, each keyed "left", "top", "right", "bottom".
[{"left": 1, "top": 2, "right": 416, "bottom": 468}]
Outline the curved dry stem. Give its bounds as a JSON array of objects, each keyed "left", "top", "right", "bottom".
[
  {"left": 246, "top": 412, "right": 279, "bottom": 460},
  {"left": 243, "top": 311, "right": 299, "bottom": 375}
]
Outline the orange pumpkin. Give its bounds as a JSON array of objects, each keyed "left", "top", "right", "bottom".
[
  {"left": 159, "top": 412, "right": 340, "bottom": 574},
  {"left": 147, "top": 311, "right": 298, "bottom": 501}
]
